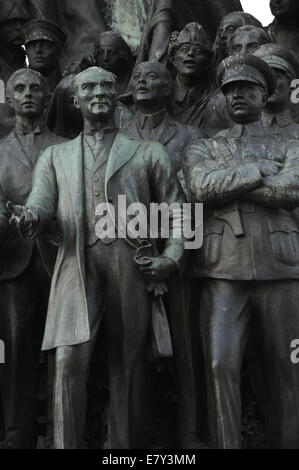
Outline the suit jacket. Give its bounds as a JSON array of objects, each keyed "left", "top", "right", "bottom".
[
  {"left": 183, "top": 121, "right": 299, "bottom": 281},
  {"left": 122, "top": 110, "right": 205, "bottom": 173},
  {"left": 26, "top": 132, "right": 185, "bottom": 350},
  {"left": 0, "top": 128, "right": 66, "bottom": 281}
]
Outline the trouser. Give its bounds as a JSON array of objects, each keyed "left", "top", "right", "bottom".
[
  {"left": 166, "top": 280, "right": 198, "bottom": 442},
  {"left": 0, "top": 254, "right": 48, "bottom": 447},
  {"left": 200, "top": 279, "right": 299, "bottom": 449},
  {"left": 53, "top": 240, "right": 153, "bottom": 449}
]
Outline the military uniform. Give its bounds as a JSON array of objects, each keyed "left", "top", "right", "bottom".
[
  {"left": 22, "top": 19, "right": 66, "bottom": 92},
  {"left": 183, "top": 55, "right": 299, "bottom": 449}
]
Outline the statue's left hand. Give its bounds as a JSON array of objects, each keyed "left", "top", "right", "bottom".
[{"left": 139, "top": 256, "right": 177, "bottom": 283}]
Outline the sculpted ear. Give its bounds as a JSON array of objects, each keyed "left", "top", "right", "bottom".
[
  {"left": 6, "top": 94, "right": 13, "bottom": 109},
  {"left": 73, "top": 96, "right": 80, "bottom": 109}
]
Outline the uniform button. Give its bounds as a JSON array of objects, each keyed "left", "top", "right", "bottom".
[
  {"left": 94, "top": 192, "right": 100, "bottom": 197},
  {"left": 94, "top": 177, "right": 99, "bottom": 182}
]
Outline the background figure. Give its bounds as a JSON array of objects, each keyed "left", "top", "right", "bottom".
[
  {"left": 0, "top": 69, "right": 65, "bottom": 449},
  {"left": 202, "top": 25, "right": 272, "bottom": 136},
  {"left": 0, "top": 0, "right": 31, "bottom": 83},
  {"left": 137, "top": 0, "right": 242, "bottom": 65},
  {"left": 93, "top": 31, "right": 134, "bottom": 96},
  {"left": 267, "top": 0, "right": 299, "bottom": 61},
  {"left": 228, "top": 26, "right": 270, "bottom": 56},
  {"left": 47, "top": 75, "right": 83, "bottom": 139},
  {"left": 168, "top": 23, "right": 215, "bottom": 127},
  {"left": 0, "top": 0, "right": 31, "bottom": 138},
  {"left": 23, "top": 19, "right": 67, "bottom": 92},
  {"left": 26, "top": 0, "right": 106, "bottom": 69},
  {"left": 213, "top": 11, "right": 262, "bottom": 67},
  {"left": 254, "top": 43, "right": 299, "bottom": 139}
]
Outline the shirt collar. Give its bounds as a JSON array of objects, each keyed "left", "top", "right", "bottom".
[
  {"left": 229, "top": 120, "right": 265, "bottom": 138},
  {"left": 84, "top": 119, "right": 116, "bottom": 137},
  {"left": 262, "top": 109, "right": 293, "bottom": 128},
  {"left": 136, "top": 108, "right": 167, "bottom": 130},
  {"left": 14, "top": 121, "right": 46, "bottom": 136}
]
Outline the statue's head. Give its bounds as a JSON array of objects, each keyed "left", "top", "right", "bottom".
[
  {"left": 73, "top": 67, "right": 117, "bottom": 122},
  {"left": 168, "top": 23, "right": 213, "bottom": 80},
  {"left": 228, "top": 26, "right": 271, "bottom": 56},
  {"left": 6, "top": 68, "right": 50, "bottom": 117},
  {"left": 23, "top": 20, "right": 66, "bottom": 75},
  {"left": 217, "top": 54, "right": 276, "bottom": 124},
  {"left": 0, "top": 0, "right": 31, "bottom": 48},
  {"left": 130, "top": 61, "right": 172, "bottom": 110},
  {"left": 254, "top": 43, "right": 299, "bottom": 113},
  {"left": 94, "top": 31, "right": 133, "bottom": 79},
  {"left": 270, "top": 0, "right": 299, "bottom": 19},
  {"left": 215, "top": 12, "right": 262, "bottom": 58}
]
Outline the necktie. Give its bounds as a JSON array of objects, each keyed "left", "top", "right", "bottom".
[{"left": 93, "top": 131, "right": 105, "bottom": 159}]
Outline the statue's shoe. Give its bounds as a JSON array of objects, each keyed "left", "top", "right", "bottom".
[{"left": 0, "top": 432, "right": 33, "bottom": 450}]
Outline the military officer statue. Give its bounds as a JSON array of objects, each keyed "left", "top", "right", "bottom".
[
  {"left": 22, "top": 19, "right": 66, "bottom": 92},
  {"left": 8, "top": 66, "right": 186, "bottom": 449},
  {"left": 183, "top": 54, "right": 299, "bottom": 449},
  {"left": 0, "top": 68, "right": 65, "bottom": 449},
  {"left": 253, "top": 43, "right": 299, "bottom": 139}
]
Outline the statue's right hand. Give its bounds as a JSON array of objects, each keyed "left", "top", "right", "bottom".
[{"left": 6, "top": 202, "right": 39, "bottom": 235}]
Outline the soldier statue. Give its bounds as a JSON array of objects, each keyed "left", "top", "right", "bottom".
[
  {"left": 22, "top": 19, "right": 66, "bottom": 92},
  {"left": 183, "top": 54, "right": 299, "bottom": 449},
  {"left": 253, "top": 43, "right": 299, "bottom": 139}
]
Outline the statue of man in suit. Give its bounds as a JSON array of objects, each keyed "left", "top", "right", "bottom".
[
  {"left": 0, "top": 68, "right": 65, "bottom": 449},
  {"left": 123, "top": 60, "right": 205, "bottom": 448},
  {"left": 8, "top": 67, "right": 186, "bottom": 449},
  {"left": 183, "top": 54, "right": 299, "bottom": 449}
]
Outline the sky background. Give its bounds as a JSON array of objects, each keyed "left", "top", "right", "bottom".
[{"left": 241, "top": 0, "right": 274, "bottom": 26}]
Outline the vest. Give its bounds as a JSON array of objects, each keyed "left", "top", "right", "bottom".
[{"left": 83, "top": 135, "right": 115, "bottom": 247}]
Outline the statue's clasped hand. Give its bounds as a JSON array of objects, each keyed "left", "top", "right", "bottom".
[
  {"left": 139, "top": 256, "right": 176, "bottom": 282},
  {"left": 6, "top": 202, "right": 39, "bottom": 236}
]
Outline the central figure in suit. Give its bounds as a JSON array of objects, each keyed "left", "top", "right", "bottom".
[{"left": 9, "top": 67, "right": 186, "bottom": 449}]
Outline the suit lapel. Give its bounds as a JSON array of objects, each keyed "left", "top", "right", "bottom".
[
  {"left": 105, "top": 133, "right": 141, "bottom": 186},
  {"left": 6, "top": 131, "right": 33, "bottom": 171},
  {"left": 156, "top": 115, "right": 177, "bottom": 146},
  {"left": 60, "top": 134, "right": 85, "bottom": 216}
]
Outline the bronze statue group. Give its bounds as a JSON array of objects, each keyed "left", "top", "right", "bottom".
[{"left": 0, "top": 0, "right": 299, "bottom": 450}]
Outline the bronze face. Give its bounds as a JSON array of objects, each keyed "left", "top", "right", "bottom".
[
  {"left": 266, "top": 68, "right": 291, "bottom": 112},
  {"left": 173, "top": 43, "right": 209, "bottom": 78},
  {"left": 229, "top": 28, "right": 268, "bottom": 56},
  {"left": 131, "top": 62, "right": 170, "bottom": 109},
  {"left": 94, "top": 36, "right": 126, "bottom": 78},
  {"left": 26, "top": 40, "right": 61, "bottom": 74},
  {"left": 223, "top": 81, "right": 267, "bottom": 124},
  {"left": 73, "top": 68, "right": 116, "bottom": 122},
  {"left": 7, "top": 71, "right": 47, "bottom": 117},
  {"left": 217, "top": 14, "right": 246, "bottom": 56}
]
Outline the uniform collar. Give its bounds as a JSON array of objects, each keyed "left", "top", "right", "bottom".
[
  {"left": 262, "top": 109, "right": 293, "bottom": 128},
  {"left": 136, "top": 108, "right": 167, "bottom": 130},
  {"left": 229, "top": 120, "right": 265, "bottom": 138}
]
